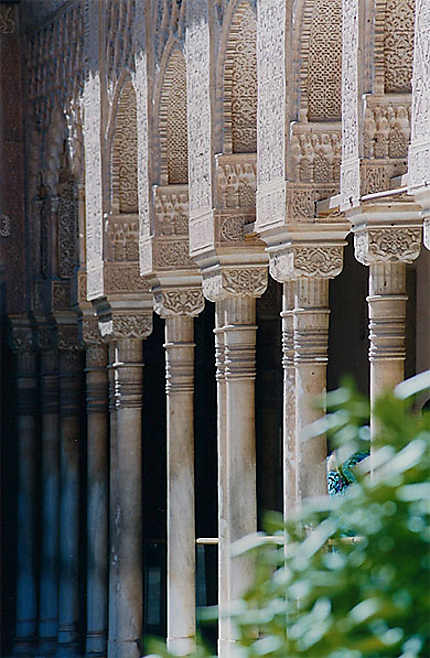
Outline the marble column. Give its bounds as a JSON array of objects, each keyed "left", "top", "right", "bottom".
[
  {"left": 38, "top": 325, "right": 60, "bottom": 656},
  {"left": 294, "top": 278, "right": 330, "bottom": 501},
  {"left": 108, "top": 338, "right": 144, "bottom": 658},
  {"left": 57, "top": 324, "right": 83, "bottom": 656},
  {"left": 214, "top": 300, "right": 228, "bottom": 657},
  {"left": 368, "top": 262, "right": 407, "bottom": 425},
  {"left": 353, "top": 224, "right": 422, "bottom": 435},
  {"left": 164, "top": 316, "right": 196, "bottom": 656},
  {"left": 84, "top": 337, "right": 109, "bottom": 657},
  {"left": 281, "top": 282, "right": 297, "bottom": 517},
  {"left": 9, "top": 322, "right": 38, "bottom": 655},
  {"left": 219, "top": 295, "right": 258, "bottom": 657}
]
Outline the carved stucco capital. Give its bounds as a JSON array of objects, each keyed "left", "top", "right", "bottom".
[
  {"left": 202, "top": 266, "right": 268, "bottom": 302},
  {"left": 98, "top": 311, "right": 153, "bottom": 341},
  {"left": 8, "top": 324, "right": 35, "bottom": 353},
  {"left": 81, "top": 314, "right": 103, "bottom": 346},
  {"left": 354, "top": 226, "right": 422, "bottom": 266},
  {"left": 57, "top": 324, "right": 81, "bottom": 352},
  {"left": 269, "top": 245, "right": 344, "bottom": 283},
  {"left": 153, "top": 287, "right": 205, "bottom": 318}
]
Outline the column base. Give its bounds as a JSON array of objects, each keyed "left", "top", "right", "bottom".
[
  {"left": 12, "top": 637, "right": 36, "bottom": 657},
  {"left": 108, "top": 639, "right": 140, "bottom": 658},
  {"left": 85, "top": 631, "right": 107, "bottom": 657}
]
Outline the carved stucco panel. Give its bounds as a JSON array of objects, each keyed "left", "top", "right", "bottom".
[
  {"left": 256, "top": 0, "right": 286, "bottom": 230},
  {"left": 340, "top": 0, "right": 360, "bottom": 211},
  {"left": 409, "top": 0, "right": 430, "bottom": 191}
]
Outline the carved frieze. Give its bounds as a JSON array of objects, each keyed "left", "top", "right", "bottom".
[
  {"left": 354, "top": 226, "right": 422, "bottom": 265},
  {"left": 153, "top": 288, "right": 205, "bottom": 317},
  {"left": 153, "top": 186, "right": 189, "bottom": 237},
  {"left": 107, "top": 215, "right": 139, "bottom": 262},
  {"left": 290, "top": 131, "right": 341, "bottom": 184},
  {"left": 216, "top": 155, "right": 256, "bottom": 210},
  {"left": 269, "top": 245, "right": 344, "bottom": 282}
]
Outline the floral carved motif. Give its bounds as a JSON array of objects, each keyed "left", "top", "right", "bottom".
[
  {"left": 104, "top": 264, "right": 150, "bottom": 293},
  {"left": 98, "top": 313, "right": 153, "bottom": 340},
  {"left": 81, "top": 316, "right": 102, "bottom": 345},
  {"left": 112, "top": 81, "right": 138, "bottom": 214},
  {"left": 354, "top": 227, "right": 422, "bottom": 265},
  {"left": 153, "top": 288, "right": 205, "bottom": 317},
  {"left": 203, "top": 267, "right": 268, "bottom": 301},
  {"left": 155, "top": 239, "right": 194, "bottom": 269},
  {"left": 270, "top": 246, "right": 344, "bottom": 282}
]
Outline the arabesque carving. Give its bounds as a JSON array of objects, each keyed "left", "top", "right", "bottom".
[
  {"left": 112, "top": 81, "right": 138, "bottom": 214},
  {"left": 153, "top": 288, "right": 205, "bottom": 317},
  {"left": 202, "top": 267, "right": 267, "bottom": 301},
  {"left": 159, "top": 51, "right": 188, "bottom": 185},
  {"left": 98, "top": 312, "right": 153, "bottom": 340},
  {"left": 269, "top": 245, "right": 344, "bottom": 282},
  {"left": 354, "top": 226, "right": 422, "bottom": 265},
  {"left": 384, "top": 0, "right": 415, "bottom": 93}
]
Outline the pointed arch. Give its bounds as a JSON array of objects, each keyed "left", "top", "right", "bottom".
[
  {"left": 223, "top": 2, "right": 257, "bottom": 153},
  {"left": 384, "top": 0, "right": 415, "bottom": 92},
  {"left": 159, "top": 49, "right": 188, "bottom": 185},
  {"left": 111, "top": 79, "right": 138, "bottom": 214}
]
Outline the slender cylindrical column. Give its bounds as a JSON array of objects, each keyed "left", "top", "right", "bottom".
[
  {"left": 219, "top": 296, "right": 257, "bottom": 657},
  {"left": 281, "top": 281, "right": 297, "bottom": 518},
  {"left": 57, "top": 341, "right": 82, "bottom": 656},
  {"left": 38, "top": 344, "right": 60, "bottom": 655},
  {"left": 164, "top": 316, "right": 196, "bottom": 655},
  {"left": 215, "top": 300, "right": 228, "bottom": 656},
  {"left": 294, "top": 278, "right": 329, "bottom": 501},
  {"left": 85, "top": 343, "right": 109, "bottom": 657},
  {"left": 12, "top": 343, "right": 38, "bottom": 655},
  {"left": 108, "top": 338, "right": 143, "bottom": 658},
  {"left": 368, "top": 262, "right": 407, "bottom": 434}
]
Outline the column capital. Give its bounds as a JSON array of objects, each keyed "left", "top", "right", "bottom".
[
  {"left": 8, "top": 322, "right": 36, "bottom": 353},
  {"left": 94, "top": 298, "right": 153, "bottom": 342},
  {"left": 202, "top": 265, "right": 268, "bottom": 302},
  {"left": 354, "top": 224, "right": 422, "bottom": 266},
  {"left": 153, "top": 286, "right": 204, "bottom": 318},
  {"left": 81, "top": 314, "right": 103, "bottom": 345},
  {"left": 268, "top": 243, "right": 345, "bottom": 283}
]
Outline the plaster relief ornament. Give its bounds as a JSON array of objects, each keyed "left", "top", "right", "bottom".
[
  {"left": 269, "top": 245, "right": 344, "bottom": 282},
  {"left": 354, "top": 227, "right": 422, "bottom": 265},
  {"left": 202, "top": 267, "right": 268, "bottom": 302},
  {"left": 153, "top": 288, "right": 205, "bottom": 317}
]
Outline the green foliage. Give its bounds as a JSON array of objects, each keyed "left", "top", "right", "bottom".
[{"left": 148, "top": 374, "right": 430, "bottom": 658}]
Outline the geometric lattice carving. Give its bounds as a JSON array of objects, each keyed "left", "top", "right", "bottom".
[
  {"left": 307, "top": 0, "right": 342, "bottom": 121},
  {"left": 112, "top": 80, "right": 138, "bottom": 214},
  {"left": 224, "top": 2, "right": 257, "bottom": 153},
  {"left": 384, "top": 0, "right": 415, "bottom": 93},
  {"left": 159, "top": 50, "right": 188, "bottom": 185}
]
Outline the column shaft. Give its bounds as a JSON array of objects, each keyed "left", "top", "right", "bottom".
[
  {"left": 85, "top": 344, "right": 109, "bottom": 656},
  {"left": 57, "top": 348, "right": 82, "bottom": 655},
  {"left": 215, "top": 301, "right": 228, "bottom": 656},
  {"left": 14, "top": 350, "right": 38, "bottom": 654},
  {"left": 294, "top": 279, "right": 329, "bottom": 501},
  {"left": 108, "top": 339, "right": 143, "bottom": 658},
  {"left": 165, "top": 316, "right": 195, "bottom": 655},
  {"left": 368, "top": 262, "right": 407, "bottom": 434},
  {"left": 281, "top": 282, "right": 297, "bottom": 518},
  {"left": 219, "top": 296, "right": 257, "bottom": 657},
  {"left": 38, "top": 348, "right": 59, "bottom": 654}
]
